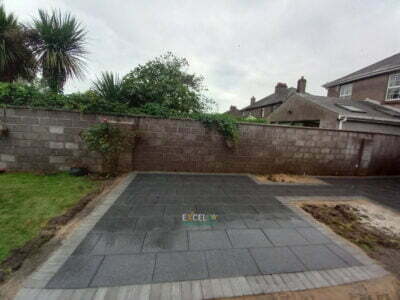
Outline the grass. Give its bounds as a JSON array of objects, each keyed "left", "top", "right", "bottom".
[{"left": 0, "top": 172, "right": 100, "bottom": 262}]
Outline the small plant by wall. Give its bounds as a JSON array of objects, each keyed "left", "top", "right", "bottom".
[
  {"left": 0, "top": 124, "right": 9, "bottom": 139},
  {"left": 80, "top": 119, "right": 138, "bottom": 175}
]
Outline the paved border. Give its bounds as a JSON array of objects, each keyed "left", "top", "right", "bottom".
[{"left": 15, "top": 172, "right": 390, "bottom": 300}]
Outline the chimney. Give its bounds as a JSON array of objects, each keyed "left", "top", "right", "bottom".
[
  {"left": 297, "top": 76, "right": 306, "bottom": 93},
  {"left": 250, "top": 96, "right": 256, "bottom": 105},
  {"left": 275, "top": 82, "right": 288, "bottom": 97}
]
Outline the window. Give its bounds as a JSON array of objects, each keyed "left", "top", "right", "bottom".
[
  {"left": 261, "top": 108, "right": 265, "bottom": 118},
  {"left": 339, "top": 84, "right": 352, "bottom": 97},
  {"left": 386, "top": 73, "right": 400, "bottom": 101}
]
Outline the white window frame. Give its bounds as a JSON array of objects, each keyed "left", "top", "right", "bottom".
[
  {"left": 339, "top": 84, "right": 352, "bottom": 98},
  {"left": 261, "top": 108, "right": 265, "bottom": 118},
  {"left": 386, "top": 73, "right": 400, "bottom": 101}
]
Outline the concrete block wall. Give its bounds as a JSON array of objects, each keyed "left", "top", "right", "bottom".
[{"left": 1, "top": 107, "right": 400, "bottom": 175}]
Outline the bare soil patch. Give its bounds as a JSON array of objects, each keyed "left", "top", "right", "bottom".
[
  {"left": 255, "top": 174, "right": 325, "bottom": 184},
  {"left": 302, "top": 203, "right": 400, "bottom": 278},
  {"left": 220, "top": 275, "right": 400, "bottom": 300}
]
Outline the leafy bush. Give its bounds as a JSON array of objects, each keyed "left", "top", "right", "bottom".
[
  {"left": 80, "top": 120, "right": 137, "bottom": 175},
  {"left": 0, "top": 83, "right": 241, "bottom": 146},
  {"left": 122, "top": 52, "right": 214, "bottom": 113},
  {"left": 0, "top": 82, "right": 131, "bottom": 113}
]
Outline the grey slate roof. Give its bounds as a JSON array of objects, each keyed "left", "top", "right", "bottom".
[
  {"left": 323, "top": 52, "right": 400, "bottom": 88},
  {"left": 241, "top": 87, "right": 297, "bottom": 111},
  {"left": 296, "top": 94, "right": 400, "bottom": 124}
]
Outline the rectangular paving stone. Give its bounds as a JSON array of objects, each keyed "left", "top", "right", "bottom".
[
  {"left": 253, "top": 205, "right": 289, "bottom": 214},
  {"left": 325, "top": 244, "right": 362, "bottom": 266},
  {"left": 227, "top": 229, "right": 273, "bottom": 248},
  {"left": 91, "top": 232, "right": 146, "bottom": 255},
  {"left": 195, "top": 205, "right": 226, "bottom": 215},
  {"left": 90, "top": 253, "right": 155, "bottom": 287},
  {"left": 92, "top": 217, "right": 137, "bottom": 233},
  {"left": 290, "top": 245, "right": 348, "bottom": 270},
  {"left": 224, "top": 205, "right": 258, "bottom": 214},
  {"left": 250, "top": 247, "right": 306, "bottom": 274},
  {"left": 142, "top": 230, "right": 188, "bottom": 252},
  {"left": 205, "top": 249, "right": 260, "bottom": 277},
  {"left": 212, "top": 215, "right": 247, "bottom": 229},
  {"left": 296, "top": 227, "right": 331, "bottom": 244},
  {"left": 129, "top": 205, "right": 165, "bottom": 217},
  {"left": 102, "top": 205, "right": 132, "bottom": 218},
  {"left": 189, "top": 230, "right": 232, "bottom": 250},
  {"left": 136, "top": 216, "right": 177, "bottom": 231},
  {"left": 154, "top": 252, "right": 208, "bottom": 282},
  {"left": 72, "top": 233, "right": 101, "bottom": 255},
  {"left": 242, "top": 215, "right": 281, "bottom": 229},
  {"left": 164, "top": 205, "right": 196, "bottom": 216},
  {"left": 275, "top": 218, "right": 311, "bottom": 228},
  {"left": 46, "top": 255, "right": 104, "bottom": 289},
  {"left": 263, "top": 228, "right": 309, "bottom": 246}
]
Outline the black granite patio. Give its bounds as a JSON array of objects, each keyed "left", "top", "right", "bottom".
[{"left": 46, "top": 173, "right": 373, "bottom": 289}]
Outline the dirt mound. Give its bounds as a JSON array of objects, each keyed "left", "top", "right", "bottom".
[{"left": 303, "top": 203, "right": 400, "bottom": 278}]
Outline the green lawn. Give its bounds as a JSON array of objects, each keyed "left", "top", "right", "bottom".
[{"left": 0, "top": 173, "right": 100, "bottom": 262}]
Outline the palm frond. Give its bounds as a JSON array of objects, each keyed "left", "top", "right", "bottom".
[
  {"left": 30, "top": 9, "right": 87, "bottom": 92},
  {"left": 92, "top": 72, "right": 123, "bottom": 102},
  {"left": 0, "top": 5, "right": 36, "bottom": 82}
]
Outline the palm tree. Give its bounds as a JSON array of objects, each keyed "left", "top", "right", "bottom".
[
  {"left": 0, "top": 5, "right": 36, "bottom": 82},
  {"left": 92, "top": 72, "right": 124, "bottom": 102},
  {"left": 30, "top": 9, "right": 87, "bottom": 93}
]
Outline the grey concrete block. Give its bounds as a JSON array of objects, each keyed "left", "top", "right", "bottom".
[
  {"left": 49, "top": 142, "right": 64, "bottom": 149},
  {"left": 49, "top": 126, "right": 64, "bottom": 134},
  {"left": 65, "top": 142, "right": 79, "bottom": 149},
  {"left": 1, "top": 154, "right": 15, "bottom": 162},
  {"left": 49, "top": 156, "right": 66, "bottom": 164}
]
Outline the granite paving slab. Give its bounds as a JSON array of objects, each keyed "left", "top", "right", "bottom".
[{"left": 45, "top": 173, "right": 369, "bottom": 289}]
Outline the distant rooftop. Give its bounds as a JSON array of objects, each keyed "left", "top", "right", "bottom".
[
  {"left": 323, "top": 52, "right": 400, "bottom": 88},
  {"left": 296, "top": 94, "right": 400, "bottom": 124}
]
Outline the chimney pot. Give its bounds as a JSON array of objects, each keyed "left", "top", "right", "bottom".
[
  {"left": 297, "top": 76, "right": 306, "bottom": 93},
  {"left": 250, "top": 96, "right": 256, "bottom": 105}
]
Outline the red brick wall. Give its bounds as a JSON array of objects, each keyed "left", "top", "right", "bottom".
[
  {"left": 1, "top": 107, "right": 400, "bottom": 176},
  {"left": 327, "top": 73, "right": 390, "bottom": 103}
]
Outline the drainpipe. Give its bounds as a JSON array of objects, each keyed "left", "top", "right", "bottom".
[{"left": 338, "top": 115, "right": 347, "bottom": 130}]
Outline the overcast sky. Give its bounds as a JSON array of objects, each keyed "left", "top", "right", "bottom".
[{"left": 4, "top": 0, "right": 400, "bottom": 112}]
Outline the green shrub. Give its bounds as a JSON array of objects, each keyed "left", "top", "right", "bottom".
[
  {"left": 80, "top": 120, "right": 137, "bottom": 175},
  {"left": 0, "top": 82, "right": 241, "bottom": 146}
]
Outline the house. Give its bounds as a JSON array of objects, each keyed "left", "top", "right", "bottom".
[
  {"left": 323, "top": 52, "right": 400, "bottom": 107},
  {"left": 226, "top": 77, "right": 307, "bottom": 119},
  {"left": 224, "top": 105, "right": 242, "bottom": 117},
  {"left": 269, "top": 93, "right": 400, "bottom": 135}
]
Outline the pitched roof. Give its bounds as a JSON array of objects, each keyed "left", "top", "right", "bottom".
[
  {"left": 241, "top": 87, "right": 297, "bottom": 111},
  {"left": 295, "top": 94, "right": 400, "bottom": 124},
  {"left": 323, "top": 52, "right": 400, "bottom": 88}
]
